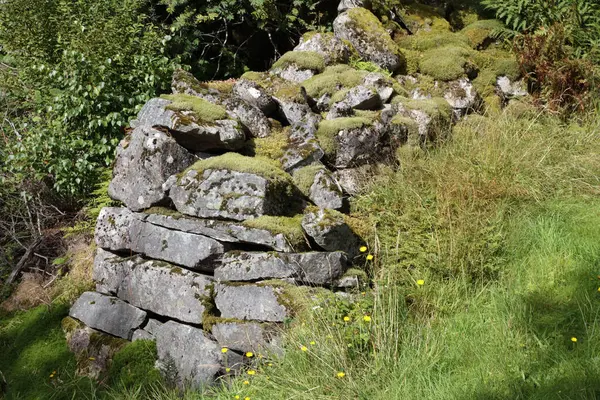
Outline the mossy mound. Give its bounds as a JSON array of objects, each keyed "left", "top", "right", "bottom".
[
  {"left": 461, "top": 19, "right": 504, "bottom": 49},
  {"left": 396, "top": 31, "right": 471, "bottom": 53},
  {"left": 161, "top": 94, "right": 229, "bottom": 123},
  {"left": 316, "top": 117, "right": 375, "bottom": 156},
  {"left": 345, "top": 8, "right": 401, "bottom": 56},
  {"left": 272, "top": 51, "right": 326, "bottom": 73},
  {"left": 240, "top": 71, "right": 305, "bottom": 103},
  {"left": 401, "top": 3, "right": 451, "bottom": 33},
  {"left": 242, "top": 215, "right": 306, "bottom": 250},
  {"left": 419, "top": 45, "right": 476, "bottom": 81},
  {"left": 292, "top": 164, "right": 324, "bottom": 196},
  {"left": 183, "top": 153, "right": 292, "bottom": 185},
  {"left": 303, "top": 65, "right": 367, "bottom": 98},
  {"left": 397, "top": 97, "right": 453, "bottom": 120}
]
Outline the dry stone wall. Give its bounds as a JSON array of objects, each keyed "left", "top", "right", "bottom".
[{"left": 67, "top": 0, "right": 528, "bottom": 389}]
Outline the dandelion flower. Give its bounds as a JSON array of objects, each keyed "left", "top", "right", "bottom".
[
  {"left": 359, "top": 246, "right": 368, "bottom": 253},
  {"left": 571, "top": 337, "right": 578, "bottom": 342},
  {"left": 343, "top": 316, "right": 350, "bottom": 322},
  {"left": 337, "top": 372, "right": 346, "bottom": 378},
  {"left": 221, "top": 347, "right": 229, "bottom": 353},
  {"left": 89, "top": 357, "right": 96, "bottom": 361},
  {"left": 245, "top": 352, "right": 254, "bottom": 358},
  {"left": 597, "top": 287, "right": 600, "bottom": 292},
  {"left": 363, "top": 315, "right": 371, "bottom": 322},
  {"left": 268, "top": 363, "right": 273, "bottom": 367},
  {"left": 235, "top": 396, "right": 240, "bottom": 400},
  {"left": 245, "top": 397, "right": 251, "bottom": 400},
  {"left": 301, "top": 346, "right": 308, "bottom": 352},
  {"left": 310, "top": 341, "right": 316, "bottom": 345},
  {"left": 247, "top": 370, "right": 256, "bottom": 376},
  {"left": 243, "top": 380, "right": 250, "bottom": 385},
  {"left": 225, "top": 367, "right": 231, "bottom": 373},
  {"left": 366, "top": 254, "right": 374, "bottom": 261},
  {"left": 417, "top": 279, "right": 425, "bottom": 286}
]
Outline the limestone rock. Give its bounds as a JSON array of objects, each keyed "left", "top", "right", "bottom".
[
  {"left": 169, "top": 118, "right": 247, "bottom": 153},
  {"left": 338, "top": 0, "right": 370, "bottom": 13},
  {"left": 170, "top": 155, "right": 298, "bottom": 221},
  {"left": 212, "top": 322, "right": 278, "bottom": 354},
  {"left": 95, "top": 208, "right": 226, "bottom": 271},
  {"left": 293, "top": 165, "right": 344, "bottom": 210},
  {"left": 108, "top": 126, "right": 196, "bottom": 212},
  {"left": 274, "top": 98, "right": 314, "bottom": 126},
  {"left": 496, "top": 76, "right": 528, "bottom": 99},
  {"left": 156, "top": 321, "right": 222, "bottom": 389},
  {"left": 223, "top": 97, "right": 271, "bottom": 138},
  {"left": 93, "top": 253, "right": 213, "bottom": 325},
  {"left": 363, "top": 72, "right": 395, "bottom": 103},
  {"left": 233, "top": 79, "right": 277, "bottom": 116},
  {"left": 444, "top": 78, "right": 481, "bottom": 118},
  {"left": 327, "top": 85, "right": 381, "bottom": 119},
  {"left": 393, "top": 98, "right": 453, "bottom": 147},
  {"left": 334, "top": 8, "right": 404, "bottom": 72},
  {"left": 294, "top": 32, "right": 350, "bottom": 65},
  {"left": 215, "top": 251, "right": 347, "bottom": 285},
  {"left": 215, "top": 284, "right": 290, "bottom": 322},
  {"left": 69, "top": 292, "right": 147, "bottom": 340},
  {"left": 273, "top": 65, "right": 316, "bottom": 83},
  {"left": 130, "top": 98, "right": 175, "bottom": 129},
  {"left": 301, "top": 208, "right": 363, "bottom": 258},
  {"left": 171, "top": 69, "right": 221, "bottom": 103}
]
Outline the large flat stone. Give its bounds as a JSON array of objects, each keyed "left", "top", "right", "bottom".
[
  {"left": 95, "top": 207, "right": 226, "bottom": 271},
  {"left": 301, "top": 208, "right": 363, "bottom": 258},
  {"left": 69, "top": 292, "right": 147, "bottom": 340},
  {"left": 212, "top": 322, "right": 278, "bottom": 354},
  {"left": 93, "top": 251, "right": 213, "bottom": 325},
  {"left": 215, "top": 284, "right": 290, "bottom": 322},
  {"left": 156, "top": 321, "right": 222, "bottom": 389},
  {"left": 215, "top": 251, "right": 347, "bottom": 285}
]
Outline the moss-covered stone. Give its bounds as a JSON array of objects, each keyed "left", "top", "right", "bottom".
[
  {"left": 419, "top": 45, "right": 475, "bottom": 81},
  {"left": 182, "top": 153, "right": 292, "bottom": 185},
  {"left": 303, "top": 65, "right": 367, "bottom": 98},
  {"left": 396, "top": 31, "right": 470, "bottom": 52},
  {"left": 252, "top": 126, "right": 290, "bottom": 162},
  {"left": 315, "top": 117, "right": 374, "bottom": 156},
  {"left": 461, "top": 19, "right": 504, "bottom": 49},
  {"left": 242, "top": 215, "right": 306, "bottom": 250},
  {"left": 161, "top": 94, "right": 228, "bottom": 122},
  {"left": 398, "top": 97, "right": 453, "bottom": 120},
  {"left": 144, "top": 206, "right": 183, "bottom": 218},
  {"left": 401, "top": 3, "right": 451, "bottom": 33},
  {"left": 292, "top": 164, "right": 323, "bottom": 196},
  {"left": 345, "top": 8, "right": 401, "bottom": 55},
  {"left": 272, "top": 51, "right": 326, "bottom": 73}
]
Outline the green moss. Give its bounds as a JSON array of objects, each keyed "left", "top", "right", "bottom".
[
  {"left": 402, "top": 49, "right": 421, "bottom": 75},
  {"left": 172, "top": 69, "right": 208, "bottom": 94},
  {"left": 161, "top": 93, "right": 228, "bottom": 122},
  {"left": 143, "top": 206, "right": 183, "bottom": 218},
  {"left": 401, "top": 3, "right": 451, "bottom": 33},
  {"left": 272, "top": 51, "right": 325, "bottom": 73},
  {"left": 398, "top": 97, "right": 453, "bottom": 120},
  {"left": 316, "top": 117, "right": 374, "bottom": 156},
  {"left": 61, "top": 316, "right": 83, "bottom": 335},
  {"left": 170, "top": 267, "right": 183, "bottom": 275},
  {"left": 461, "top": 20, "right": 504, "bottom": 49},
  {"left": 330, "top": 88, "right": 351, "bottom": 104},
  {"left": 303, "top": 65, "right": 367, "bottom": 98},
  {"left": 274, "top": 83, "right": 305, "bottom": 103},
  {"left": 242, "top": 215, "right": 306, "bottom": 250},
  {"left": 504, "top": 98, "right": 538, "bottom": 119},
  {"left": 202, "top": 316, "right": 247, "bottom": 333},
  {"left": 292, "top": 164, "right": 323, "bottom": 196},
  {"left": 397, "top": 32, "right": 470, "bottom": 52},
  {"left": 343, "top": 267, "right": 368, "bottom": 281},
  {"left": 419, "top": 46, "right": 474, "bottom": 81},
  {"left": 182, "top": 153, "right": 292, "bottom": 185},
  {"left": 240, "top": 71, "right": 269, "bottom": 82},
  {"left": 253, "top": 126, "right": 289, "bottom": 161},
  {"left": 206, "top": 80, "right": 234, "bottom": 93},
  {"left": 108, "top": 340, "right": 162, "bottom": 389}
]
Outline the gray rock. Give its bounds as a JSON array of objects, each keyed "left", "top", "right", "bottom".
[
  {"left": 223, "top": 97, "right": 271, "bottom": 138},
  {"left": 272, "top": 65, "right": 316, "bottom": 83},
  {"left": 170, "top": 165, "right": 296, "bottom": 221},
  {"left": 324, "top": 120, "right": 387, "bottom": 168},
  {"left": 130, "top": 98, "right": 175, "bottom": 129},
  {"left": 327, "top": 85, "right": 381, "bottom": 119},
  {"left": 93, "top": 253, "right": 213, "bottom": 325},
  {"left": 333, "top": 165, "right": 374, "bottom": 195},
  {"left": 171, "top": 69, "right": 221, "bottom": 103},
  {"left": 496, "top": 76, "right": 528, "bottom": 99},
  {"left": 302, "top": 208, "right": 363, "bottom": 258},
  {"left": 132, "top": 318, "right": 164, "bottom": 341},
  {"left": 212, "top": 322, "right": 278, "bottom": 353},
  {"left": 233, "top": 79, "right": 277, "bottom": 116},
  {"left": 294, "top": 32, "right": 350, "bottom": 65},
  {"left": 335, "top": 275, "right": 360, "bottom": 289},
  {"left": 394, "top": 98, "right": 453, "bottom": 147},
  {"left": 132, "top": 329, "right": 154, "bottom": 341},
  {"left": 334, "top": 8, "right": 404, "bottom": 72},
  {"left": 215, "top": 284, "right": 290, "bottom": 322},
  {"left": 308, "top": 168, "right": 345, "bottom": 210},
  {"left": 108, "top": 126, "right": 196, "bottom": 212},
  {"left": 156, "top": 321, "right": 222, "bottom": 389},
  {"left": 274, "top": 98, "right": 314, "bottom": 126},
  {"left": 363, "top": 72, "right": 395, "bottom": 103},
  {"left": 69, "top": 292, "right": 147, "bottom": 340},
  {"left": 215, "top": 251, "right": 347, "bottom": 285},
  {"left": 280, "top": 114, "right": 325, "bottom": 172},
  {"left": 444, "top": 78, "right": 481, "bottom": 119},
  {"left": 143, "top": 212, "right": 297, "bottom": 252},
  {"left": 95, "top": 208, "right": 226, "bottom": 271},
  {"left": 169, "top": 118, "right": 247, "bottom": 153},
  {"left": 338, "top": 0, "right": 370, "bottom": 13}
]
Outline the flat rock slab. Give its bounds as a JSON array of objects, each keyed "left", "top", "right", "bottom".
[
  {"left": 215, "top": 284, "right": 290, "bottom": 322},
  {"left": 215, "top": 251, "right": 347, "bottom": 285},
  {"left": 233, "top": 79, "right": 277, "bottom": 116},
  {"left": 156, "top": 321, "right": 222, "bottom": 389},
  {"left": 302, "top": 208, "right": 363, "bottom": 258},
  {"left": 93, "top": 250, "right": 213, "bottom": 325},
  {"left": 212, "top": 322, "right": 278, "bottom": 354},
  {"left": 170, "top": 168, "right": 295, "bottom": 221},
  {"left": 96, "top": 207, "right": 225, "bottom": 271},
  {"left": 108, "top": 126, "right": 196, "bottom": 211},
  {"left": 69, "top": 291, "right": 147, "bottom": 340}
]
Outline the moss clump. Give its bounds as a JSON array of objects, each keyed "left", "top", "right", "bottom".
[
  {"left": 482, "top": 94, "right": 503, "bottom": 115},
  {"left": 303, "top": 65, "right": 367, "bottom": 98},
  {"left": 399, "top": 97, "right": 453, "bottom": 120},
  {"left": 242, "top": 215, "right": 306, "bottom": 250},
  {"left": 253, "top": 126, "right": 290, "bottom": 161},
  {"left": 161, "top": 93, "right": 228, "bottom": 122},
  {"left": 108, "top": 339, "right": 162, "bottom": 389},
  {"left": 144, "top": 206, "right": 183, "bottom": 218},
  {"left": 240, "top": 71, "right": 269, "bottom": 82},
  {"left": 272, "top": 51, "right": 326, "bottom": 73},
  {"left": 397, "top": 32, "right": 470, "bottom": 52},
  {"left": 172, "top": 69, "right": 208, "bottom": 94},
  {"left": 346, "top": 8, "right": 401, "bottom": 55},
  {"left": 206, "top": 80, "right": 234, "bottom": 94},
  {"left": 61, "top": 316, "right": 83, "bottom": 334},
  {"left": 316, "top": 117, "right": 374, "bottom": 156},
  {"left": 402, "top": 49, "right": 421, "bottom": 75},
  {"left": 461, "top": 20, "right": 504, "bottom": 49},
  {"left": 183, "top": 153, "right": 292, "bottom": 185},
  {"left": 343, "top": 267, "right": 368, "bottom": 281},
  {"left": 419, "top": 46, "right": 475, "bottom": 81},
  {"left": 274, "top": 83, "right": 305, "bottom": 103},
  {"left": 401, "top": 3, "right": 451, "bottom": 33},
  {"left": 292, "top": 164, "right": 323, "bottom": 196}
]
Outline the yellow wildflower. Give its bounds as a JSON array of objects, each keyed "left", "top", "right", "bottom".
[
  {"left": 359, "top": 246, "right": 367, "bottom": 253},
  {"left": 301, "top": 346, "right": 308, "bottom": 352},
  {"left": 245, "top": 397, "right": 251, "bottom": 400},
  {"left": 363, "top": 315, "right": 371, "bottom": 322},
  {"left": 417, "top": 279, "right": 425, "bottom": 286},
  {"left": 243, "top": 380, "right": 250, "bottom": 385},
  {"left": 337, "top": 372, "right": 346, "bottom": 378},
  {"left": 366, "top": 254, "right": 374, "bottom": 261},
  {"left": 571, "top": 337, "right": 578, "bottom": 343},
  {"left": 221, "top": 347, "right": 228, "bottom": 353},
  {"left": 247, "top": 370, "right": 256, "bottom": 375},
  {"left": 225, "top": 367, "right": 231, "bottom": 373},
  {"left": 268, "top": 363, "right": 273, "bottom": 367},
  {"left": 89, "top": 357, "right": 96, "bottom": 361},
  {"left": 235, "top": 396, "right": 240, "bottom": 400},
  {"left": 343, "top": 316, "right": 350, "bottom": 322},
  {"left": 245, "top": 352, "right": 254, "bottom": 358},
  {"left": 310, "top": 341, "right": 316, "bottom": 345}
]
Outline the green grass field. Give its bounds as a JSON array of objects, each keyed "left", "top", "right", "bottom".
[{"left": 2, "top": 110, "right": 600, "bottom": 399}]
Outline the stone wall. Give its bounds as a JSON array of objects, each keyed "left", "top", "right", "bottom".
[{"left": 67, "top": 0, "right": 528, "bottom": 389}]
